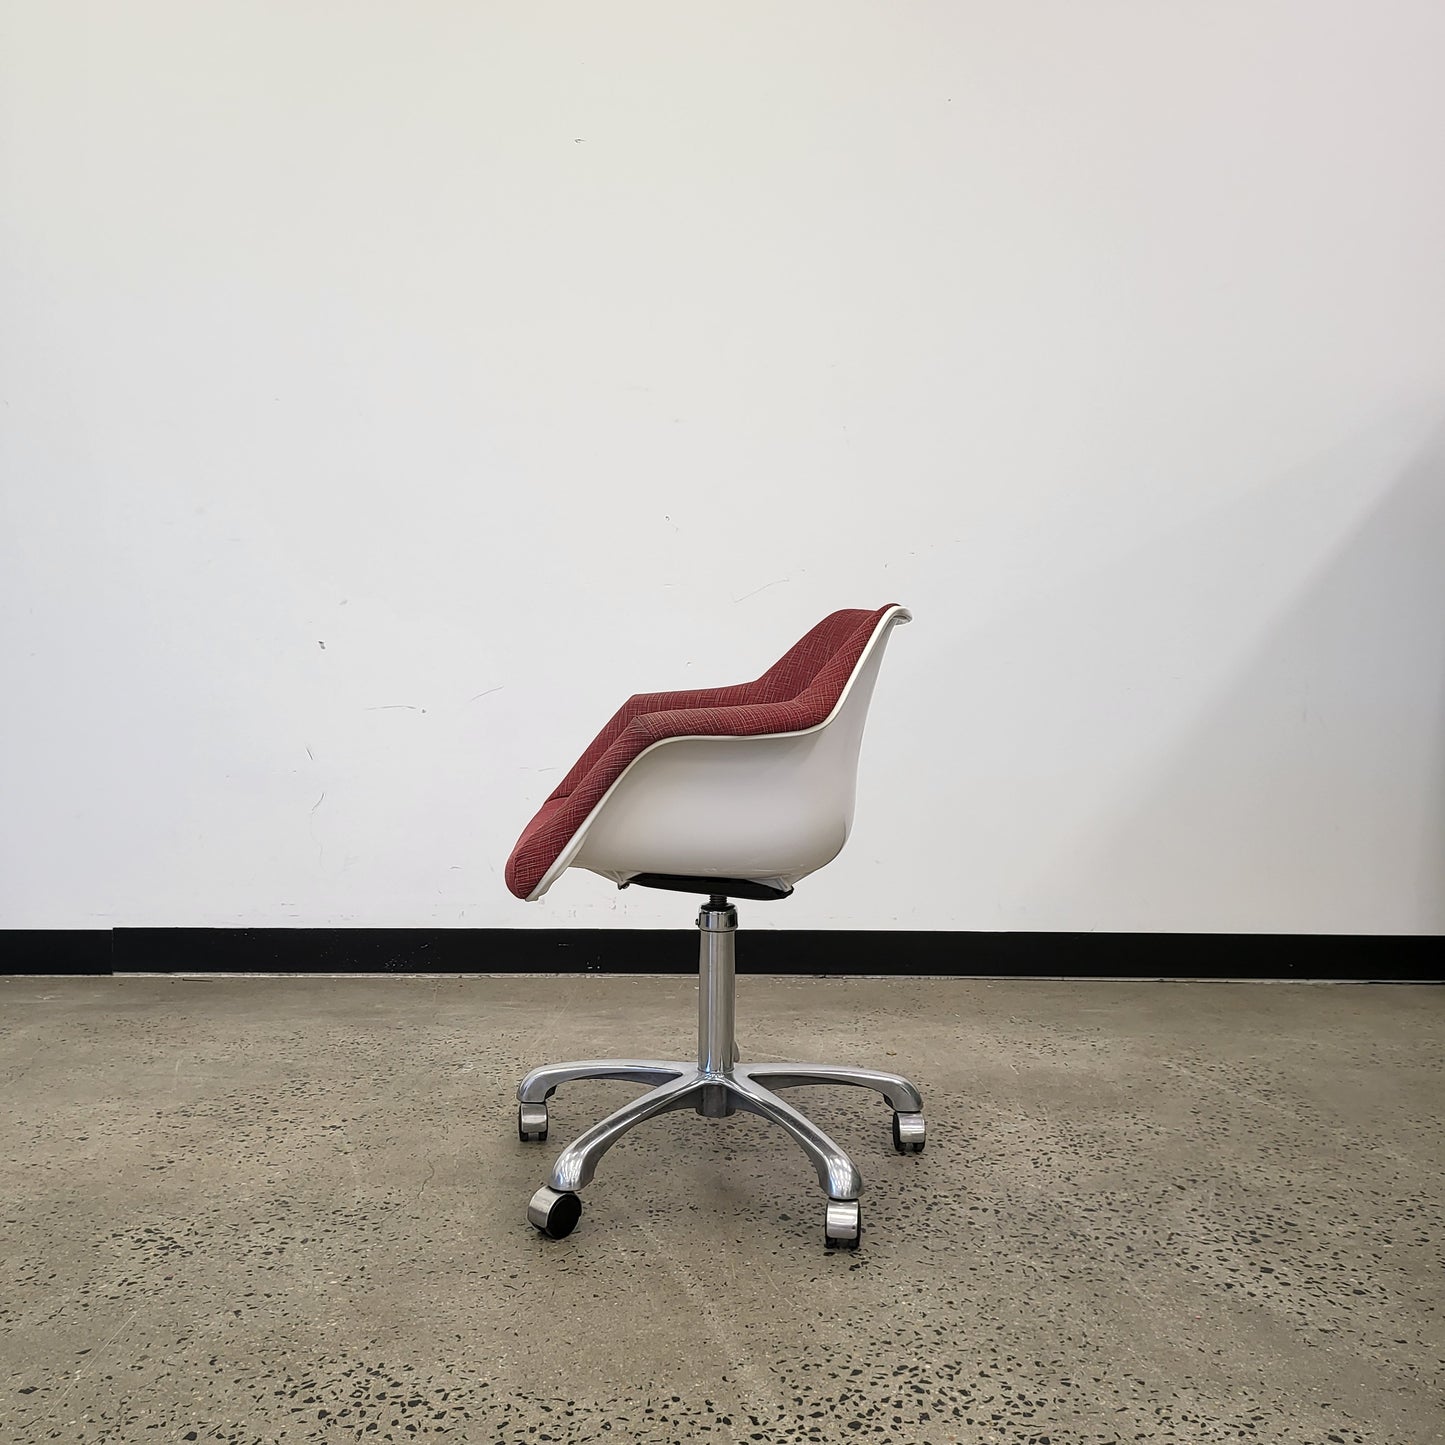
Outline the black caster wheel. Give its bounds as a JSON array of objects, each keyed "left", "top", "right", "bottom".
[
  {"left": 518, "top": 1102, "right": 548, "bottom": 1143},
  {"left": 824, "top": 1199, "right": 861, "bottom": 1251},
  {"left": 892, "top": 1111, "right": 925, "bottom": 1154},
  {"left": 527, "top": 1186, "right": 582, "bottom": 1239}
]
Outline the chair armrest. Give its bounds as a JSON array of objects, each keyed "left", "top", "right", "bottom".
[{"left": 546, "top": 681, "right": 763, "bottom": 801}]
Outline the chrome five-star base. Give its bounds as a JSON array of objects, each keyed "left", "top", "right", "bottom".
[{"left": 517, "top": 899, "right": 926, "bottom": 1250}]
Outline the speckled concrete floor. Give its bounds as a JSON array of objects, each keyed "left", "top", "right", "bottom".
[{"left": 0, "top": 974, "right": 1440, "bottom": 1445}]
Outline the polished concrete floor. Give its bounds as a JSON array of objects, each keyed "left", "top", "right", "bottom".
[{"left": 0, "top": 973, "right": 1440, "bottom": 1445}]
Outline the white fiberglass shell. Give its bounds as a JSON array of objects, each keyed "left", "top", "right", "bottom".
[{"left": 527, "top": 606, "right": 911, "bottom": 900}]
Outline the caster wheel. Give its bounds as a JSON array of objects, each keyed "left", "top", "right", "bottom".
[
  {"left": 892, "top": 1111, "right": 925, "bottom": 1155},
  {"left": 518, "top": 1102, "right": 548, "bottom": 1143},
  {"left": 527, "top": 1185, "right": 582, "bottom": 1239},
  {"left": 824, "top": 1199, "right": 861, "bottom": 1251}
]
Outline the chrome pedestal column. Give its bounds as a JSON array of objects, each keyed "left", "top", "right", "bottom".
[{"left": 519, "top": 899, "right": 925, "bottom": 1249}]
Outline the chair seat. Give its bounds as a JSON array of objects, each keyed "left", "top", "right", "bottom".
[{"left": 504, "top": 605, "right": 900, "bottom": 901}]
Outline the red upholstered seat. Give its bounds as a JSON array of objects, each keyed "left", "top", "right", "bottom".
[{"left": 504, "top": 606, "right": 897, "bottom": 900}]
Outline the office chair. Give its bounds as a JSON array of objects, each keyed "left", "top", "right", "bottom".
[{"left": 505, "top": 604, "right": 923, "bottom": 1249}]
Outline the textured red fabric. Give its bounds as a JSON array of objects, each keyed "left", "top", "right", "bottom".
[{"left": 504, "top": 606, "right": 896, "bottom": 899}]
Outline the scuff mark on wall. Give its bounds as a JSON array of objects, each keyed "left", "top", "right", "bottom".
[{"left": 731, "top": 578, "right": 790, "bottom": 604}]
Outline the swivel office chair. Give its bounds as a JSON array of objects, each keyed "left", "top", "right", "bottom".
[{"left": 505, "top": 604, "right": 923, "bottom": 1250}]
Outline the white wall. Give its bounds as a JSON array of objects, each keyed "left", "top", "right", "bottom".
[{"left": 3, "top": 1, "right": 1443, "bottom": 934}]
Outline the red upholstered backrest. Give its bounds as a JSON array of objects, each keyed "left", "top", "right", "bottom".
[{"left": 504, "top": 606, "right": 896, "bottom": 900}]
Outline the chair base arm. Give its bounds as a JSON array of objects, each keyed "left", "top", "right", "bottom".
[{"left": 515, "top": 1054, "right": 925, "bottom": 1231}]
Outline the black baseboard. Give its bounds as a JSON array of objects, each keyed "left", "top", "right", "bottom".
[
  {"left": 1, "top": 928, "right": 1440, "bottom": 980},
  {"left": 2, "top": 930, "right": 114, "bottom": 975}
]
